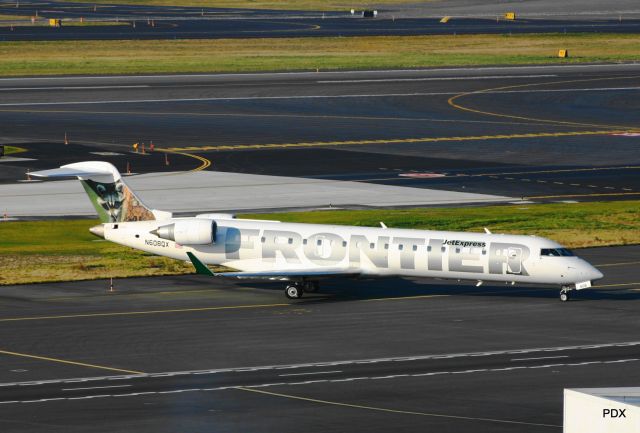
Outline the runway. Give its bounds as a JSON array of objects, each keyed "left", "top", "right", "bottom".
[
  {"left": 3, "top": 0, "right": 640, "bottom": 41},
  {"left": 2, "top": 63, "right": 640, "bottom": 207},
  {"left": 3, "top": 16, "right": 640, "bottom": 41},
  {"left": 0, "top": 244, "right": 639, "bottom": 432}
]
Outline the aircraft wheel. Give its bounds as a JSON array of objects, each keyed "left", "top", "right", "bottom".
[
  {"left": 285, "top": 284, "right": 303, "bottom": 299},
  {"left": 559, "top": 288, "right": 571, "bottom": 302}
]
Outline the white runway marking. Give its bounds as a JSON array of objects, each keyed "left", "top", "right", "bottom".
[
  {"left": 62, "top": 384, "right": 132, "bottom": 391},
  {"left": 0, "top": 86, "right": 638, "bottom": 107},
  {"left": 0, "top": 62, "right": 636, "bottom": 82},
  {"left": 0, "top": 86, "right": 150, "bottom": 91},
  {"left": 2, "top": 358, "right": 639, "bottom": 405},
  {"left": 511, "top": 355, "right": 569, "bottom": 362},
  {"left": 278, "top": 370, "right": 343, "bottom": 377},
  {"left": 316, "top": 74, "right": 556, "bottom": 83},
  {"left": 1, "top": 341, "right": 638, "bottom": 389}
]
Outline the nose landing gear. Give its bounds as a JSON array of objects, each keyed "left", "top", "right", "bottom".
[{"left": 559, "top": 286, "right": 572, "bottom": 302}]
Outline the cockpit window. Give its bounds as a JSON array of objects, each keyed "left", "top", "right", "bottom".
[{"left": 541, "top": 248, "right": 574, "bottom": 257}]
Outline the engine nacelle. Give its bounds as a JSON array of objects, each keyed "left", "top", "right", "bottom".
[{"left": 152, "top": 219, "right": 216, "bottom": 245}]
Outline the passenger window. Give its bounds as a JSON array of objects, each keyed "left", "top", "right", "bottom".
[
  {"left": 342, "top": 241, "right": 347, "bottom": 247},
  {"left": 412, "top": 245, "right": 417, "bottom": 251},
  {"left": 384, "top": 244, "right": 389, "bottom": 250},
  {"left": 370, "top": 243, "right": 375, "bottom": 249},
  {"left": 303, "top": 239, "right": 307, "bottom": 245},
  {"left": 261, "top": 237, "right": 265, "bottom": 243},
  {"left": 317, "top": 239, "right": 322, "bottom": 246},
  {"left": 399, "top": 244, "right": 404, "bottom": 251},
  {"left": 288, "top": 238, "right": 293, "bottom": 244},
  {"left": 441, "top": 246, "right": 446, "bottom": 252},
  {"left": 427, "top": 246, "right": 432, "bottom": 252}
]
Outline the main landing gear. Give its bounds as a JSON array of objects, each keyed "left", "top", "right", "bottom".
[
  {"left": 559, "top": 286, "right": 573, "bottom": 302},
  {"left": 285, "top": 281, "right": 319, "bottom": 299}
]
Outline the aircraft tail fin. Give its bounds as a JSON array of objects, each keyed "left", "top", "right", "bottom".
[{"left": 30, "top": 161, "right": 162, "bottom": 223}]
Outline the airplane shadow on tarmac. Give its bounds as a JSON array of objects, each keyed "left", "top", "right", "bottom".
[{"left": 235, "top": 277, "right": 640, "bottom": 303}]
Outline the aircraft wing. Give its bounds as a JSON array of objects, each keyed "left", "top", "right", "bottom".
[{"left": 187, "top": 252, "right": 360, "bottom": 279}]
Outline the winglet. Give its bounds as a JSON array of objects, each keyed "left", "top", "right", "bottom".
[{"left": 187, "top": 252, "right": 214, "bottom": 276}]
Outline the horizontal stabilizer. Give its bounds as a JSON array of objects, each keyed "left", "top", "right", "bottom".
[{"left": 30, "top": 167, "right": 113, "bottom": 179}]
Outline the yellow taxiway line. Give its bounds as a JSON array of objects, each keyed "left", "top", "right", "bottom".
[
  {"left": 448, "top": 74, "right": 640, "bottom": 129},
  {"left": 0, "top": 303, "right": 290, "bottom": 323},
  {"left": 164, "top": 129, "right": 633, "bottom": 152},
  {"left": 0, "top": 349, "right": 144, "bottom": 375},
  {"left": 235, "top": 387, "right": 560, "bottom": 428}
]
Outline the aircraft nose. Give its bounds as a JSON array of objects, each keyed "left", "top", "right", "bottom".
[
  {"left": 590, "top": 266, "right": 604, "bottom": 282},
  {"left": 89, "top": 224, "right": 105, "bottom": 239}
]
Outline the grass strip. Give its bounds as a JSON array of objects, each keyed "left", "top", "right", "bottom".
[
  {"left": 4, "top": 146, "right": 27, "bottom": 155},
  {"left": 1, "top": 201, "right": 638, "bottom": 285},
  {"left": 0, "top": 34, "right": 638, "bottom": 76},
  {"left": 61, "top": 0, "right": 430, "bottom": 11}
]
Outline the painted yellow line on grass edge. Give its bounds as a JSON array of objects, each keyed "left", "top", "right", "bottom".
[
  {"left": 0, "top": 349, "right": 144, "bottom": 375},
  {"left": 235, "top": 387, "right": 560, "bottom": 428}
]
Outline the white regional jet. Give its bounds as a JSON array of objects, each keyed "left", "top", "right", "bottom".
[{"left": 32, "top": 161, "right": 603, "bottom": 302}]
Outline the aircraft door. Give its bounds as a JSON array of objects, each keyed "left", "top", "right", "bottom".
[
  {"left": 507, "top": 247, "right": 522, "bottom": 274},
  {"left": 316, "top": 236, "right": 331, "bottom": 258}
]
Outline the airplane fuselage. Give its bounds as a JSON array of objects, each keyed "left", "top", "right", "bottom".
[{"left": 104, "top": 218, "right": 602, "bottom": 287}]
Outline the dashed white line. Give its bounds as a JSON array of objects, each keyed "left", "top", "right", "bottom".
[
  {"left": 2, "top": 342, "right": 639, "bottom": 389},
  {"left": 278, "top": 370, "right": 342, "bottom": 377},
  {"left": 511, "top": 355, "right": 569, "bottom": 362},
  {"left": 2, "top": 358, "right": 639, "bottom": 405},
  {"left": 62, "top": 384, "right": 132, "bottom": 391}
]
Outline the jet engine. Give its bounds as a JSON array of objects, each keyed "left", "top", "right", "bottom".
[{"left": 151, "top": 219, "right": 217, "bottom": 245}]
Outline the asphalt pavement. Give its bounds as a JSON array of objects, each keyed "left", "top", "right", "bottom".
[
  {"left": 0, "top": 244, "right": 638, "bottom": 432},
  {"left": 2, "top": 64, "right": 640, "bottom": 204},
  {"left": 2, "top": 0, "right": 640, "bottom": 41}
]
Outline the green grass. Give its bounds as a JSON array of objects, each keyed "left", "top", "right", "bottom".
[
  {"left": 4, "top": 146, "right": 27, "bottom": 155},
  {"left": 62, "top": 0, "right": 428, "bottom": 11},
  {"left": 0, "top": 219, "right": 196, "bottom": 285},
  {"left": 247, "top": 201, "right": 640, "bottom": 248},
  {"left": 1, "top": 201, "right": 638, "bottom": 285},
  {"left": 0, "top": 33, "right": 638, "bottom": 77}
]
